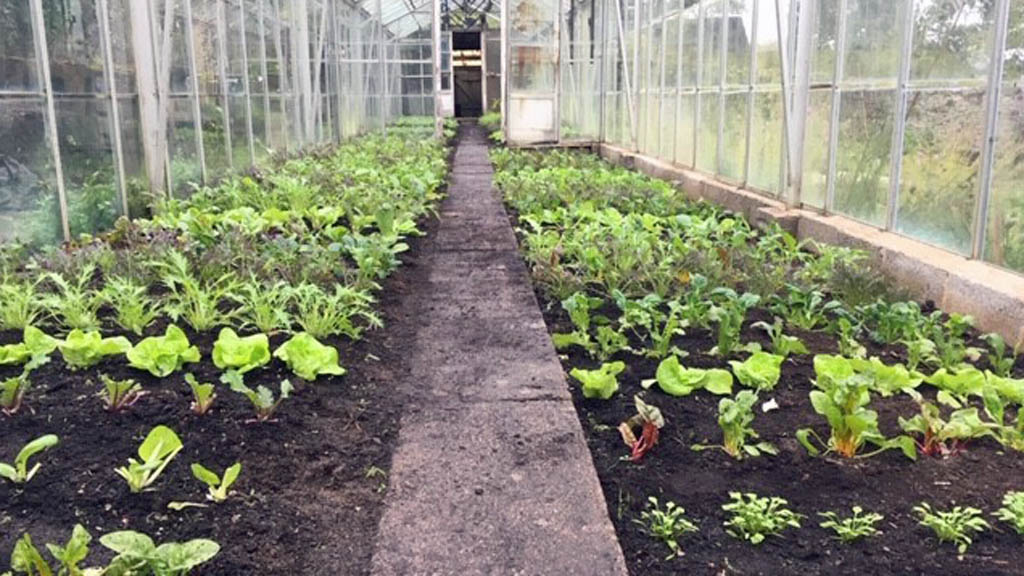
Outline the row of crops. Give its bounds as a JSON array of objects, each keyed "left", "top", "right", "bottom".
[
  {"left": 493, "top": 147, "right": 1024, "bottom": 574},
  {"left": 0, "top": 118, "right": 452, "bottom": 575}
]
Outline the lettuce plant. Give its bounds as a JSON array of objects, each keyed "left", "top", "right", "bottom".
[
  {"left": 126, "top": 325, "right": 200, "bottom": 378},
  {"left": 0, "top": 326, "right": 59, "bottom": 366},
  {"left": 570, "top": 361, "right": 625, "bottom": 400},
  {"left": 752, "top": 317, "right": 808, "bottom": 358},
  {"left": 617, "top": 395, "right": 664, "bottom": 462},
  {"left": 694, "top": 390, "right": 776, "bottom": 459},
  {"left": 848, "top": 356, "right": 923, "bottom": 397},
  {"left": 273, "top": 332, "right": 346, "bottom": 381},
  {"left": 98, "top": 374, "right": 146, "bottom": 412},
  {"left": 115, "top": 426, "right": 183, "bottom": 493},
  {"left": 0, "top": 434, "right": 58, "bottom": 484},
  {"left": 925, "top": 367, "right": 987, "bottom": 404},
  {"left": 650, "top": 355, "right": 732, "bottom": 397},
  {"left": 212, "top": 328, "right": 270, "bottom": 375},
  {"left": 796, "top": 355, "right": 916, "bottom": 460},
  {"left": 729, "top": 352, "right": 784, "bottom": 391},
  {"left": 184, "top": 373, "right": 216, "bottom": 415},
  {"left": 58, "top": 330, "right": 132, "bottom": 370},
  {"left": 191, "top": 462, "right": 241, "bottom": 503},
  {"left": 99, "top": 531, "right": 219, "bottom": 575},
  {"left": 227, "top": 376, "right": 293, "bottom": 422}
]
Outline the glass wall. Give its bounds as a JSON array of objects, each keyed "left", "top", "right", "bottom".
[
  {"left": 0, "top": 0, "right": 437, "bottom": 246},
  {"left": 579, "top": 0, "right": 1024, "bottom": 275}
]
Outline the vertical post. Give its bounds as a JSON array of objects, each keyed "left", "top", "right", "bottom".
[
  {"left": 743, "top": 0, "right": 758, "bottom": 184},
  {"left": 97, "top": 0, "right": 130, "bottom": 217},
  {"left": 784, "top": 0, "right": 814, "bottom": 208},
  {"left": 613, "top": 0, "right": 637, "bottom": 144},
  {"left": 433, "top": 0, "right": 443, "bottom": 137},
  {"left": 716, "top": 0, "right": 727, "bottom": 175},
  {"left": 127, "top": 0, "right": 167, "bottom": 198},
  {"left": 29, "top": 0, "right": 71, "bottom": 242},
  {"left": 239, "top": 0, "right": 257, "bottom": 164},
  {"left": 259, "top": 0, "right": 273, "bottom": 146},
  {"left": 673, "top": 2, "right": 683, "bottom": 163},
  {"left": 973, "top": 0, "right": 1010, "bottom": 260},
  {"left": 216, "top": 0, "right": 235, "bottom": 170},
  {"left": 631, "top": 0, "right": 641, "bottom": 150},
  {"left": 376, "top": 0, "right": 387, "bottom": 131},
  {"left": 692, "top": 0, "right": 704, "bottom": 167},
  {"left": 657, "top": 0, "right": 667, "bottom": 155},
  {"left": 886, "top": 0, "right": 914, "bottom": 231},
  {"left": 271, "top": 0, "right": 291, "bottom": 151},
  {"left": 825, "top": 0, "right": 847, "bottom": 212},
  {"left": 501, "top": 0, "right": 508, "bottom": 137},
  {"left": 597, "top": 0, "right": 608, "bottom": 143},
  {"left": 555, "top": 0, "right": 564, "bottom": 141},
  {"left": 331, "top": 0, "right": 344, "bottom": 141},
  {"left": 183, "top": 0, "right": 208, "bottom": 184}
]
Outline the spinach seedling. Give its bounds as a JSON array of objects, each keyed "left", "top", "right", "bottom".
[
  {"left": 913, "top": 502, "right": 989, "bottom": 556},
  {"left": 97, "top": 374, "right": 146, "bottom": 412},
  {"left": 184, "top": 373, "right": 216, "bottom": 415},
  {"left": 984, "top": 333, "right": 1019, "bottom": 378},
  {"left": 115, "top": 426, "right": 183, "bottom": 493},
  {"left": 634, "top": 496, "right": 698, "bottom": 560},
  {"left": 191, "top": 462, "right": 242, "bottom": 503},
  {"left": 994, "top": 491, "right": 1024, "bottom": 536},
  {"left": 0, "top": 434, "right": 58, "bottom": 484},
  {"left": 818, "top": 506, "right": 884, "bottom": 542},
  {"left": 100, "top": 530, "right": 219, "bottom": 575},
  {"left": 722, "top": 492, "right": 802, "bottom": 545}
]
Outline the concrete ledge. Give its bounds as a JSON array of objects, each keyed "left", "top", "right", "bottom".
[{"left": 599, "top": 143, "right": 1024, "bottom": 347}]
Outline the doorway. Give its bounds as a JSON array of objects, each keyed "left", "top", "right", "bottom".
[{"left": 452, "top": 31, "right": 483, "bottom": 118}]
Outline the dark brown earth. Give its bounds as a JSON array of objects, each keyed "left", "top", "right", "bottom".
[
  {"left": 0, "top": 205, "right": 442, "bottom": 575},
  {"left": 530, "top": 279, "right": 1024, "bottom": 576}
]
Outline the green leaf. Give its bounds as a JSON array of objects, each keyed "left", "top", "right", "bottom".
[
  {"left": 795, "top": 428, "right": 820, "bottom": 456},
  {"left": 655, "top": 356, "right": 733, "bottom": 396},
  {"left": 58, "top": 330, "right": 132, "bottom": 370},
  {"left": 702, "top": 370, "right": 735, "bottom": 395},
  {"left": 273, "top": 333, "right": 346, "bottom": 381},
  {"left": 138, "top": 426, "right": 182, "bottom": 462},
  {"left": 212, "top": 328, "right": 271, "bottom": 374},
  {"left": 11, "top": 534, "right": 52, "bottom": 576},
  {"left": 729, "top": 352, "right": 784, "bottom": 391},
  {"left": 190, "top": 463, "right": 220, "bottom": 488},
  {"left": 570, "top": 362, "right": 624, "bottom": 400},
  {"left": 126, "top": 325, "right": 201, "bottom": 378}
]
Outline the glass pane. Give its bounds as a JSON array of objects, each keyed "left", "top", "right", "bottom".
[
  {"left": 842, "top": 0, "right": 904, "bottom": 87},
  {"left": 0, "top": 99, "right": 58, "bottom": 244},
  {"left": 55, "top": 99, "right": 121, "bottom": 237},
  {"left": 0, "top": 2, "right": 38, "bottom": 92},
  {"left": 674, "top": 92, "right": 695, "bottom": 166},
  {"left": 748, "top": 91, "right": 783, "bottom": 195},
  {"left": 833, "top": 90, "right": 895, "bottom": 226},
  {"left": 696, "top": 93, "right": 718, "bottom": 172},
  {"left": 719, "top": 92, "right": 746, "bottom": 181},
  {"left": 801, "top": 89, "right": 831, "bottom": 209}
]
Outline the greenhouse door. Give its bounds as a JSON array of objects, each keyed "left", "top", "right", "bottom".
[
  {"left": 453, "top": 32, "right": 484, "bottom": 117},
  {"left": 482, "top": 29, "right": 501, "bottom": 113},
  {"left": 504, "top": 0, "right": 559, "bottom": 143}
]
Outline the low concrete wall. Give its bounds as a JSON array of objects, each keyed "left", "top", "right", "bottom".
[{"left": 599, "top": 143, "right": 1024, "bottom": 347}]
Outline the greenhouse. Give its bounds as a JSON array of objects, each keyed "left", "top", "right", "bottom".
[{"left": 1, "top": 0, "right": 1024, "bottom": 574}]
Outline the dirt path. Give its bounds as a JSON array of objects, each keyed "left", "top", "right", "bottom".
[{"left": 369, "top": 122, "right": 627, "bottom": 575}]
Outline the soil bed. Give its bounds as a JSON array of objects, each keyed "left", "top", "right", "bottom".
[{"left": 0, "top": 214, "right": 440, "bottom": 575}]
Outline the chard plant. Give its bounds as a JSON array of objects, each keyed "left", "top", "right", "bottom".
[
  {"left": 1, "top": 356, "right": 49, "bottom": 415},
  {"left": 617, "top": 395, "right": 664, "bottom": 462},
  {"left": 752, "top": 317, "right": 808, "bottom": 358},
  {"left": 9, "top": 523, "right": 96, "bottom": 576},
  {"left": 722, "top": 492, "right": 802, "bottom": 545},
  {"left": 43, "top": 266, "right": 102, "bottom": 331},
  {"left": 191, "top": 462, "right": 241, "bottom": 503},
  {"left": 922, "top": 312, "right": 982, "bottom": 371},
  {"left": 0, "top": 435, "right": 58, "bottom": 485},
  {"left": 212, "top": 328, "right": 271, "bottom": 378},
  {"left": 115, "top": 426, "right": 183, "bottom": 493},
  {"left": 645, "top": 301, "right": 688, "bottom": 360},
  {"left": 706, "top": 289, "right": 760, "bottom": 357},
  {"left": 126, "top": 325, "right": 201, "bottom": 378},
  {"left": 0, "top": 326, "right": 59, "bottom": 366},
  {"left": 273, "top": 332, "right": 346, "bottom": 381},
  {"left": 796, "top": 355, "right": 917, "bottom": 460},
  {"left": 981, "top": 384, "right": 1024, "bottom": 451},
  {"left": 994, "top": 491, "right": 1024, "bottom": 535},
  {"left": 694, "top": 390, "right": 776, "bottom": 459},
  {"left": 634, "top": 497, "right": 698, "bottom": 560},
  {"left": 184, "top": 373, "right": 216, "bottom": 415},
  {"left": 0, "top": 277, "right": 45, "bottom": 331},
  {"left": 835, "top": 317, "right": 867, "bottom": 359},
  {"left": 98, "top": 374, "right": 146, "bottom": 412},
  {"left": 899, "top": 389, "right": 994, "bottom": 457},
  {"left": 99, "top": 530, "right": 219, "bottom": 575},
  {"left": 925, "top": 367, "right": 987, "bottom": 405},
  {"left": 913, "top": 503, "right": 989, "bottom": 556},
  {"left": 818, "top": 506, "right": 884, "bottom": 542},
  {"left": 227, "top": 375, "right": 293, "bottom": 422},
  {"left": 847, "top": 356, "right": 923, "bottom": 397},
  {"left": 983, "top": 333, "right": 1019, "bottom": 378},
  {"left": 729, "top": 352, "right": 784, "bottom": 392},
  {"left": 100, "top": 276, "right": 162, "bottom": 336},
  {"left": 58, "top": 330, "right": 132, "bottom": 370},
  {"left": 649, "top": 355, "right": 732, "bottom": 397},
  {"left": 859, "top": 300, "right": 925, "bottom": 345},
  {"left": 570, "top": 361, "right": 625, "bottom": 400}
]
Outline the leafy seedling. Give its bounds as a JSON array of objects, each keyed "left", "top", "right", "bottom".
[
  {"left": 752, "top": 317, "right": 808, "bottom": 358},
  {"left": 212, "top": 328, "right": 270, "bottom": 375},
  {"left": 729, "top": 352, "right": 784, "bottom": 391},
  {"left": 994, "top": 491, "right": 1024, "bottom": 536},
  {"left": 184, "top": 373, "right": 216, "bottom": 416},
  {"left": 191, "top": 462, "right": 241, "bottom": 503},
  {"left": 0, "top": 435, "right": 58, "bottom": 485},
  {"left": 634, "top": 497, "right": 698, "bottom": 560},
  {"left": 115, "top": 426, "right": 183, "bottom": 493},
  {"left": 618, "top": 396, "right": 665, "bottom": 462},
  {"left": 649, "top": 355, "right": 732, "bottom": 397},
  {"left": 126, "top": 325, "right": 201, "bottom": 378},
  {"left": 722, "top": 492, "right": 802, "bottom": 545},
  {"left": 694, "top": 390, "right": 776, "bottom": 459},
  {"left": 97, "top": 374, "right": 145, "bottom": 412},
  {"left": 818, "top": 506, "right": 884, "bottom": 542},
  {"left": 58, "top": 330, "right": 132, "bottom": 370},
  {"left": 914, "top": 502, "right": 989, "bottom": 556},
  {"left": 99, "top": 530, "right": 219, "bottom": 575},
  {"left": 228, "top": 375, "right": 293, "bottom": 422}
]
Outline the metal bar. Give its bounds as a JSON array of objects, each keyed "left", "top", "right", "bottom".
[
  {"left": 183, "top": 0, "right": 208, "bottom": 184},
  {"left": 271, "top": 0, "right": 291, "bottom": 151},
  {"left": 972, "top": 0, "right": 1010, "bottom": 260},
  {"left": 631, "top": 0, "right": 640, "bottom": 150},
  {"left": 784, "top": 0, "right": 813, "bottom": 208},
  {"left": 96, "top": 0, "right": 130, "bottom": 218},
  {"left": 716, "top": 0, "right": 727, "bottom": 175},
  {"left": 657, "top": 0, "right": 668, "bottom": 156},
  {"left": 554, "top": 0, "right": 563, "bottom": 142},
  {"left": 743, "top": 0, "right": 757, "bottom": 185},
  {"left": 259, "top": 0, "right": 273, "bottom": 146},
  {"left": 127, "top": 0, "right": 166, "bottom": 196},
  {"left": 29, "top": 0, "right": 71, "bottom": 242},
  {"left": 885, "top": 0, "right": 914, "bottom": 231},
  {"left": 216, "top": 0, "right": 234, "bottom": 170},
  {"left": 672, "top": 1, "right": 683, "bottom": 163},
  {"left": 433, "top": 0, "right": 443, "bottom": 137},
  {"left": 331, "top": 0, "right": 345, "bottom": 141},
  {"left": 377, "top": 0, "right": 387, "bottom": 131},
  {"left": 239, "top": 0, "right": 257, "bottom": 164},
  {"left": 597, "top": 0, "right": 608, "bottom": 142},
  {"left": 501, "top": 0, "right": 508, "bottom": 136},
  {"left": 613, "top": 0, "right": 637, "bottom": 143},
  {"left": 825, "top": 0, "right": 847, "bottom": 212},
  {"left": 692, "top": 0, "right": 704, "bottom": 167}
]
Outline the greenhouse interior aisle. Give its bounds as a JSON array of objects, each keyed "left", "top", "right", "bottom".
[{"left": 369, "top": 123, "right": 627, "bottom": 575}]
